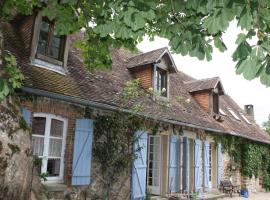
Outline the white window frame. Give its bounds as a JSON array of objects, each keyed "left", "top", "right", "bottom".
[
  {"left": 227, "top": 108, "right": 241, "bottom": 121},
  {"left": 147, "top": 135, "right": 162, "bottom": 195},
  {"left": 179, "top": 138, "right": 184, "bottom": 192},
  {"left": 32, "top": 113, "right": 68, "bottom": 183},
  {"left": 219, "top": 109, "right": 227, "bottom": 116},
  {"left": 239, "top": 112, "right": 251, "bottom": 124},
  {"left": 209, "top": 143, "right": 212, "bottom": 188},
  {"left": 153, "top": 65, "right": 169, "bottom": 101},
  {"left": 30, "top": 12, "right": 69, "bottom": 75}
]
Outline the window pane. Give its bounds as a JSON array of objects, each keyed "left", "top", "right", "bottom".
[
  {"left": 47, "top": 158, "right": 60, "bottom": 177},
  {"left": 49, "top": 138, "right": 62, "bottom": 157},
  {"left": 156, "top": 69, "right": 167, "bottom": 97},
  {"left": 37, "top": 21, "right": 49, "bottom": 55},
  {"left": 49, "top": 33, "right": 61, "bottom": 59},
  {"left": 32, "top": 117, "right": 46, "bottom": 135},
  {"left": 32, "top": 136, "right": 44, "bottom": 156},
  {"left": 213, "top": 94, "right": 219, "bottom": 114},
  {"left": 50, "top": 119, "right": 63, "bottom": 137}
]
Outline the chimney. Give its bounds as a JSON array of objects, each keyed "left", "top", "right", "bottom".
[{"left": 244, "top": 104, "right": 254, "bottom": 119}]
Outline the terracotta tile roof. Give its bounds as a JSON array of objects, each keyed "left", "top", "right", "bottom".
[
  {"left": 184, "top": 77, "right": 221, "bottom": 93},
  {"left": 180, "top": 76, "right": 270, "bottom": 142},
  {"left": 126, "top": 47, "right": 168, "bottom": 69},
  {"left": 2, "top": 19, "right": 270, "bottom": 144},
  {"left": 218, "top": 95, "right": 270, "bottom": 142}
]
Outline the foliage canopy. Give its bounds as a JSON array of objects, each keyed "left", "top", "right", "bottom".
[{"left": 1, "top": 0, "right": 270, "bottom": 100}]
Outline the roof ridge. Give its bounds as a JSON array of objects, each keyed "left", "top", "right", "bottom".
[
  {"left": 127, "top": 46, "right": 168, "bottom": 60},
  {"left": 184, "top": 76, "right": 220, "bottom": 84}
]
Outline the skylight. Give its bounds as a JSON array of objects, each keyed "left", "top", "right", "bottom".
[
  {"left": 239, "top": 112, "right": 251, "bottom": 124},
  {"left": 219, "top": 109, "right": 227, "bottom": 116},
  {"left": 227, "top": 108, "right": 241, "bottom": 121}
]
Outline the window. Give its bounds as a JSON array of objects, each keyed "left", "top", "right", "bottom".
[
  {"left": 147, "top": 135, "right": 161, "bottom": 195},
  {"left": 36, "top": 18, "right": 66, "bottom": 63},
  {"left": 156, "top": 68, "right": 168, "bottom": 97},
  {"left": 239, "top": 112, "right": 251, "bottom": 124},
  {"left": 32, "top": 113, "right": 67, "bottom": 182},
  {"left": 227, "top": 108, "right": 241, "bottom": 121},
  {"left": 219, "top": 109, "right": 227, "bottom": 116},
  {"left": 209, "top": 143, "right": 212, "bottom": 188},
  {"left": 213, "top": 93, "right": 219, "bottom": 114},
  {"left": 31, "top": 12, "right": 69, "bottom": 74}
]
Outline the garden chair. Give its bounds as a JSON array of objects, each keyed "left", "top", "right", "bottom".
[{"left": 219, "top": 180, "right": 240, "bottom": 198}]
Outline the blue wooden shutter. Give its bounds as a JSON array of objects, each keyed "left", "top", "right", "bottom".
[
  {"left": 204, "top": 141, "right": 210, "bottom": 191},
  {"left": 72, "top": 119, "right": 93, "bottom": 185},
  {"left": 182, "top": 137, "right": 189, "bottom": 192},
  {"left": 132, "top": 131, "right": 148, "bottom": 200},
  {"left": 194, "top": 139, "right": 201, "bottom": 192},
  {"left": 21, "top": 107, "right": 31, "bottom": 125},
  {"left": 169, "top": 135, "right": 179, "bottom": 193},
  {"left": 217, "top": 143, "right": 222, "bottom": 187}
]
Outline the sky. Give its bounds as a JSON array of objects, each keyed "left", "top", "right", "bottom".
[{"left": 137, "top": 22, "right": 270, "bottom": 126}]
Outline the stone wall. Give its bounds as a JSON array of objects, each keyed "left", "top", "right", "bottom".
[
  {"left": 0, "top": 98, "right": 43, "bottom": 200},
  {"left": 241, "top": 175, "right": 262, "bottom": 193},
  {"left": 222, "top": 153, "right": 263, "bottom": 193}
]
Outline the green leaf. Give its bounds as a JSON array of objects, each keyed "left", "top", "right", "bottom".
[
  {"left": 141, "top": 9, "right": 156, "bottom": 21},
  {"left": 236, "top": 58, "right": 261, "bottom": 80},
  {"left": 238, "top": 7, "right": 253, "bottom": 30},
  {"left": 132, "top": 13, "right": 146, "bottom": 31},
  {"left": 236, "top": 33, "right": 246, "bottom": 45},
  {"left": 260, "top": 69, "right": 270, "bottom": 87},
  {"left": 94, "top": 23, "right": 112, "bottom": 37},
  {"left": 202, "top": 8, "right": 231, "bottom": 34},
  {"left": 0, "top": 79, "right": 10, "bottom": 99},
  {"left": 266, "top": 62, "right": 270, "bottom": 75},
  {"left": 202, "top": 13, "right": 221, "bottom": 34},
  {"left": 214, "top": 37, "right": 227, "bottom": 52},
  {"left": 232, "top": 41, "right": 252, "bottom": 61}
]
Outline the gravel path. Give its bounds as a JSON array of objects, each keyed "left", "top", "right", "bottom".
[{"left": 221, "top": 192, "right": 270, "bottom": 200}]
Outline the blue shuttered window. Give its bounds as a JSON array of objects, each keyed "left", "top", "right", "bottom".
[
  {"left": 21, "top": 107, "right": 31, "bottom": 125},
  {"left": 169, "top": 135, "right": 179, "bottom": 193},
  {"left": 132, "top": 131, "right": 148, "bottom": 200},
  {"left": 204, "top": 141, "right": 210, "bottom": 191},
  {"left": 72, "top": 119, "right": 93, "bottom": 185},
  {"left": 194, "top": 139, "right": 201, "bottom": 192},
  {"left": 217, "top": 143, "right": 222, "bottom": 187},
  {"left": 182, "top": 137, "right": 189, "bottom": 192}
]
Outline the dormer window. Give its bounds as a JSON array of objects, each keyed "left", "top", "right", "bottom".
[
  {"left": 126, "top": 47, "right": 177, "bottom": 100},
  {"left": 37, "top": 18, "right": 66, "bottom": 62},
  {"left": 184, "top": 77, "right": 225, "bottom": 114},
  {"left": 30, "top": 12, "right": 69, "bottom": 74},
  {"left": 156, "top": 68, "right": 168, "bottom": 97}
]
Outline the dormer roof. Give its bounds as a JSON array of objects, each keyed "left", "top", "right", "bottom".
[
  {"left": 184, "top": 77, "right": 225, "bottom": 95},
  {"left": 126, "top": 47, "right": 177, "bottom": 73}
]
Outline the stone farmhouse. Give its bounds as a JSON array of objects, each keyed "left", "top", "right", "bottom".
[{"left": 2, "top": 11, "right": 270, "bottom": 199}]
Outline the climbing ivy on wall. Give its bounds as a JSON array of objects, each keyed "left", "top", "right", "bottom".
[
  {"left": 213, "top": 134, "right": 270, "bottom": 190},
  {"left": 93, "top": 111, "right": 145, "bottom": 199},
  {"left": 0, "top": 52, "right": 24, "bottom": 100},
  {"left": 91, "top": 79, "right": 148, "bottom": 199}
]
